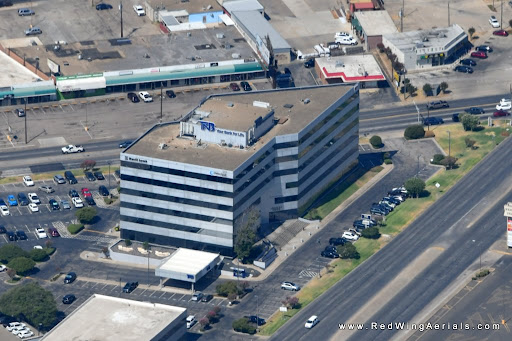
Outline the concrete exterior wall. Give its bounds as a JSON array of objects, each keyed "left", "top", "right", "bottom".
[
  {"left": 367, "top": 35, "right": 382, "bottom": 50},
  {"left": 109, "top": 244, "right": 165, "bottom": 267}
]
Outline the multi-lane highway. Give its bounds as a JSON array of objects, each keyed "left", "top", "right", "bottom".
[{"left": 270, "top": 123, "right": 512, "bottom": 341}]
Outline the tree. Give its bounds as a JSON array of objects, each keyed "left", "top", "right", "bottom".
[
  {"left": 394, "top": 61, "right": 404, "bottom": 73},
  {"left": 404, "top": 177, "right": 426, "bottom": 198},
  {"left": 369, "top": 135, "right": 383, "bottom": 148},
  {"left": 440, "top": 82, "right": 449, "bottom": 93},
  {"left": 336, "top": 243, "right": 360, "bottom": 259},
  {"left": 199, "top": 317, "right": 209, "bottom": 331},
  {"left": 80, "top": 160, "right": 96, "bottom": 170},
  {"left": 465, "top": 137, "right": 476, "bottom": 149},
  {"left": 142, "top": 241, "right": 150, "bottom": 250},
  {"left": 216, "top": 281, "right": 241, "bottom": 297},
  {"left": 75, "top": 207, "right": 97, "bottom": 224},
  {"left": 234, "top": 224, "right": 257, "bottom": 261},
  {"left": 212, "top": 306, "right": 221, "bottom": 316},
  {"left": 7, "top": 257, "right": 36, "bottom": 276},
  {"left": 0, "top": 244, "right": 29, "bottom": 264},
  {"left": 404, "top": 124, "right": 425, "bottom": 140},
  {"left": 422, "top": 83, "right": 433, "bottom": 96},
  {"left": 206, "top": 310, "right": 217, "bottom": 323},
  {"left": 440, "top": 156, "right": 458, "bottom": 170},
  {"left": 361, "top": 227, "right": 381, "bottom": 239},
  {"left": 431, "top": 154, "right": 445, "bottom": 165},
  {"left": 29, "top": 248, "right": 49, "bottom": 262},
  {"left": 0, "top": 283, "right": 57, "bottom": 329},
  {"left": 232, "top": 318, "right": 256, "bottom": 334},
  {"left": 6, "top": 268, "right": 16, "bottom": 280},
  {"left": 460, "top": 113, "right": 480, "bottom": 131},
  {"left": 468, "top": 27, "right": 475, "bottom": 39},
  {"left": 281, "top": 296, "right": 300, "bottom": 309},
  {"left": 406, "top": 83, "right": 417, "bottom": 97}
]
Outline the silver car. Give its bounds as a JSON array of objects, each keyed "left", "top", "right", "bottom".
[
  {"left": 25, "top": 27, "right": 42, "bottom": 35},
  {"left": 61, "top": 200, "right": 71, "bottom": 209}
]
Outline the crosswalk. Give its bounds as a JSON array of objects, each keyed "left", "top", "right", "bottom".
[
  {"left": 298, "top": 270, "right": 318, "bottom": 278},
  {"left": 52, "top": 221, "right": 116, "bottom": 244}
]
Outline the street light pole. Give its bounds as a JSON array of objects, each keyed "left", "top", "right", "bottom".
[
  {"left": 501, "top": 0, "right": 504, "bottom": 29},
  {"left": 448, "top": 131, "right": 451, "bottom": 157},
  {"left": 147, "top": 245, "right": 150, "bottom": 287},
  {"left": 107, "top": 161, "right": 111, "bottom": 190},
  {"left": 256, "top": 295, "right": 259, "bottom": 329},
  {"left": 448, "top": 1, "right": 450, "bottom": 26},
  {"left": 24, "top": 101, "right": 27, "bottom": 144},
  {"left": 160, "top": 87, "right": 163, "bottom": 122},
  {"left": 120, "top": 1, "right": 124, "bottom": 38}
]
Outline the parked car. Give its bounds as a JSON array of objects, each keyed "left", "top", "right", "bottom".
[
  {"left": 28, "top": 203, "right": 39, "bottom": 213},
  {"left": 94, "top": 171, "right": 105, "bottom": 180},
  {"left": 64, "top": 272, "right": 77, "bottom": 284},
  {"left": 370, "top": 207, "right": 387, "bottom": 216},
  {"left": 493, "top": 110, "right": 510, "bottom": 117},
  {"left": 7, "top": 195, "right": 18, "bottom": 206},
  {"left": 62, "top": 294, "right": 76, "bottom": 304},
  {"left": 49, "top": 199, "right": 60, "bottom": 210},
  {"left": 85, "top": 172, "right": 96, "bottom": 181},
  {"left": 6, "top": 322, "right": 26, "bottom": 332},
  {"left": 72, "top": 197, "right": 84, "bottom": 208},
  {"left": 460, "top": 59, "right": 476, "bottom": 66},
  {"left": 98, "top": 185, "right": 109, "bottom": 196},
  {"left": 133, "top": 4, "right": 145, "bottom": 16},
  {"left": 328, "top": 237, "right": 346, "bottom": 246},
  {"left": 23, "top": 175, "right": 34, "bottom": 186},
  {"left": 324, "top": 245, "right": 338, "bottom": 254},
  {"left": 28, "top": 193, "right": 40, "bottom": 204},
  {"left": 123, "top": 281, "right": 138, "bottom": 293},
  {"left": 96, "top": 3, "right": 112, "bottom": 10},
  {"left": 493, "top": 29, "right": 509, "bottom": 36},
  {"left": 39, "top": 185, "right": 54, "bottom": 193},
  {"left": 382, "top": 197, "right": 401, "bottom": 205},
  {"left": 53, "top": 174, "right": 66, "bottom": 184},
  {"left": 423, "top": 117, "right": 444, "bottom": 126},
  {"left": 496, "top": 98, "right": 511, "bottom": 111},
  {"left": 281, "top": 281, "right": 300, "bottom": 291},
  {"left": 201, "top": 294, "right": 214, "bottom": 302},
  {"left": 138, "top": 91, "right": 152, "bottom": 102},
  {"left": 166, "top": 90, "right": 176, "bottom": 98},
  {"left": 229, "top": 83, "right": 240, "bottom": 91},
  {"left": 471, "top": 51, "right": 488, "bottom": 59},
  {"left": 186, "top": 315, "right": 196, "bottom": 329},
  {"left": 15, "top": 231, "right": 27, "bottom": 240},
  {"left": 454, "top": 65, "right": 473, "bottom": 74},
  {"left": 17, "top": 193, "right": 29, "bottom": 206},
  {"left": 305, "top": 315, "right": 319, "bottom": 329},
  {"left": 119, "top": 141, "right": 132, "bottom": 148},
  {"left": 372, "top": 203, "right": 391, "bottom": 213},
  {"left": 489, "top": 15, "right": 500, "bottom": 28},
  {"left": 60, "top": 199, "right": 71, "bottom": 209},
  {"left": 35, "top": 227, "right": 47, "bottom": 238},
  {"left": 64, "top": 171, "right": 78, "bottom": 184},
  {"left": 240, "top": 81, "right": 252, "bottom": 91},
  {"left": 15, "top": 108, "right": 25, "bottom": 117},
  {"left": 426, "top": 101, "right": 449, "bottom": 110},
  {"left": 81, "top": 188, "right": 92, "bottom": 197},
  {"left": 0, "top": 225, "right": 6, "bottom": 234},
  {"left": 476, "top": 45, "right": 493, "bottom": 52},
  {"left": 0, "top": 205, "right": 10, "bottom": 216},
  {"left": 85, "top": 196, "right": 96, "bottom": 206},
  {"left": 127, "top": 92, "right": 140, "bottom": 103},
  {"left": 6, "top": 231, "right": 17, "bottom": 241},
  {"left": 68, "top": 189, "right": 79, "bottom": 198},
  {"left": 304, "top": 58, "right": 315, "bottom": 68},
  {"left": 321, "top": 250, "right": 339, "bottom": 258},
  {"left": 452, "top": 113, "right": 460, "bottom": 122},
  {"left": 464, "top": 107, "right": 485, "bottom": 115},
  {"left": 353, "top": 220, "right": 371, "bottom": 229},
  {"left": 18, "top": 8, "right": 34, "bottom": 15},
  {"left": 191, "top": 292, "right": 203, "bottom": 301},
  {"left": 245, "top": 315, "right": 265, "bottom": 326},
  {"left": 25, "top": 26, "right": 42, "bottom": 35},
  {"left": 18, "top": 329, "right": 34, "bottom": 338},
  {"left": 342, "top": 231, "right": 359, "bottom": 241},
  {"left": 48, "top": 227, "right": 60, "bottom": 237}
]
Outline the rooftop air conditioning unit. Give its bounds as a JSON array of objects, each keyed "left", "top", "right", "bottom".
[{"left": 158, "top": 143, "right": 167, "bottom": 150}]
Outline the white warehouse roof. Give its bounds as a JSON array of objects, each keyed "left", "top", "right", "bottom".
[
  {"left": 156, "top": 248, "right": 221, "bottom": 283},
  {"left": 223, "top": 0, "right": 264, "bottom": 14}
]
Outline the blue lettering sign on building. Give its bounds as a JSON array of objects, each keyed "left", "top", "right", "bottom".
[{"left": 200, "top": 121, "right": 215, "bottom": 132}]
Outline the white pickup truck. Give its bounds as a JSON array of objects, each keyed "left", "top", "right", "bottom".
[{"left": 61, "top": 145, "right": 84, "bottom": 154}]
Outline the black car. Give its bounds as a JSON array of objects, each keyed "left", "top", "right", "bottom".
[
  {"left": 324, "top": 245, "right": 338, "bottom": 253},
  {"left": 6, "top": 231, "right": 17, "bottom": 241},
  {"left": 454, "top": 65, "right": 473, "bottom": 74},
  {"left": 423, "top": 117, "right": 445, "bottom": 126},
  {"left": 49, "top": 199, "right": 60, "bottom": 210},
  {"left": 15, "top": 231, "right": 27, "bottom": 240},
  {"left": 62, "top": 294, "right": 76, "bottom": 304},
  {"left": 64, "top": 171, "right": 77, "bottom": 184},
  {"left": 329, "top": 237, "right": 346, "bottom": 246},
  {"left": 64, "top": 272, "right": 77, "bottom": 284},
  {"left": 452, "top": 113, "right": 460, "bottom": 122},
  {"left": 119, "top": 141, "right": 133, "bottom": 148},
  {"left": 201, "top": 294, "right": 214, "bottom": 302},
  {"left": 370, "top": 207, "right": 388, "bottom": 216},
  {"left": 377, "top": 202, "right": 393, "bottom": 212},
  {"left": 321, "top": 250, "right": 339, "bottom": 258},
  {"left": 127, "top": 92, "right": 140, "bottom": 103},
  {"left": 284, "top": 67, "right": 291, "bottom": 75},
  {"left": 0, "top": 225, "right": 6, "bottom": 234},
  {"left": 96, "top": 3, "right": 112, "bottom": 10},
  {"left": 17, "top": 193, "right": 29, "bottom": 206},
  {"left": 166, "top": 90, "right": 176, "bottom": 98},
  {"left": 304, "top": 58, "right": 315, "bottom": 68},
  {"left": 382, "top": 197, "right": 401, "bottom": 205},
  {"left": 460, "top": 59, "right": 477, "bottom": 66},
  {"left": 69, "top": 189, "right": 79, "bottom": 198},
  {"left": 123, "top": 281, "right": 138, "bottom": 293},
  {"left": 353, "top": 221, "right": 369, "bottom": 229},
  {"left": 426, "top": 101, "right": 449, "bottom": 110},
  {"left": 245, "top": 315, "right": 265, "bottom": 326},
  {"left": 85, "top": 171, "right": 96, "bottom": 181},
  {"left": 99, "top": 185, "right": 109, "bottom": 196},
  {"left": 85, "top": 196, "right": 96, "bottom": 206},
  {"left": 464, "top": 107, "right": 485, "bottom": 115},
  {"left": 94, "top": 172, "right": 105, "bottom": 180},
  {"left": 240, "top": 81, "right": 252, "bottom": 91},
  {"left": 476, "top": 45, "right": 492, "bottom": 53}
]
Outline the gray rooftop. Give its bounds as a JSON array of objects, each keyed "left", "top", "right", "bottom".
[
  {"left": 232, "top": 10, "right": 291, "bottom": 51},
  {"left": 383, "top": 24, "right": 466, "bottom": 53},
  {"left": 355, "top": 10, "right": 398, "bottom": 36},
  {"left": 126, "top": 84, "right": 354, "bottom": 171},
  {"left": 223, "top": 0, "right": 264, "bottom": 14},
  {"left": 41, "top": 294, "right": 186, "bottom": 341}
]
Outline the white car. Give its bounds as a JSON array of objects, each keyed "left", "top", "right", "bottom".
[
  {"left": 12, "top": 327, "right": 29, "bottom": 335},
  {"left": 72, "top": 197, "right": 84, "bottom": 208},
  {"left": 336, "top": 36, "right": 358, "bottom": 45},
  {"left": 0, "top": 265, "right": 6, "bottom": 272},
  {"left": 23, "top": 175, "right": 34, "bottom": 186},
  {"left": 305, "top": 315, "right": 319, "bottom": 329},
  {"left": 6, "top": 322, "right": 26, "bottom": 332},
  {"left": 281, "top": 281, "right": 300, "bottom": 291},
  {"left": 133, "top": 4, "right": 145, "bottom": 16},
  {"left": 138, "top": 91, "right": 152, "bottom": 102},
  {"left": 28, "top": 193, "right": 40, "bottom": 204},
  {"left": 489, "top": 15, "right": 500, "bottom": 28},
  {"left": 35, "top": 227, "right": 48, "bottom": 239},
  {"left": 33, "top": 245, "right": 43, "bottom": 250},
  {"left": 496, "top": 98, "right": 511, "bottom": 111},
  {"left": 342, "top": 231, "right": 359, "bottom": 241},
  {"left": 335, "top": 31, "right": 353, "bottom": 39},
  {"left": 28, "top": 203, "right": 39, "bottom": 213},
  {"left": 380, "top": 200, "right": 396, "bottom": 208},
  {"left": 18, "top": 330, "right": 34, "bottom": 339},
  {"left": 186, "top": 315, "right": 196, "bottom": 329},
  {"left": 0, "top": 205, "right": 9, "bottom": 216}
]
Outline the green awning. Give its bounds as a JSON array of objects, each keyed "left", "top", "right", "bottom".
[{"left": 352, "top": 17, "right": 362, "bottom": 32}]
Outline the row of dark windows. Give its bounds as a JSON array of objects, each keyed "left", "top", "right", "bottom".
[
  {"left": 121, "top": 174, "right": 233, "bottom": 198},
  {"left": 275, "top": 195, "right": 298, "bottom": 204},
  {"left": 121, "top": 201, "right": 232, "bottom": 225},
  {"left": 234, "top": 156, "right": 275, "bottom": 195},
  {"left": 122, "top": 188, "right": 233, "bottom": 212},
  {"left": 121, "top": 161, "right": 234, "bottom": 184},
  {"left": 120, "top": 215, "right": 200, "bottom": 234}
]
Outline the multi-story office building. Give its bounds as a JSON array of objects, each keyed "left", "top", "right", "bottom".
[{"left": 120, "top": 84, "right": 360, "bottom": 256}]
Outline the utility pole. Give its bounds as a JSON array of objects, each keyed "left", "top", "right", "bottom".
[
  {"left": 160, "top": 88, "right": 163, "bottom": 122},
  {"left": 85, "top": 102, "right": 88, "bottom": 131},
  {"left": 24, "top": 101, "right": 27, "bottom": 144},
  {"left": 501, "top": 0, "right": 504, "bottom": 29},
  {"left": 413, "top": 100, "right": 420, "bottom": 124},
  {"left": 400, "top": 0, "right": 404, "bottom": 32},
  {"left": 448, "top": 131, "right": 451, "bottom": 157},
  {"left": 147, "top": 244, "right": 150, "bottom": 287},
  {"left": 448, "top": 2, "right": 450, "bottom": 26},
  {"left": 120, "top": 1, "right": 124, "bottom": 38}
]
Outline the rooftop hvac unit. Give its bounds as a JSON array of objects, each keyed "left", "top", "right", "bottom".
[
  {"left": 216, "top": 33, "right": 225, "bottom": 39},
  {"left": 227, "top": 102, "right": 234, "bottom": 107},
  {"left": 303, "top": 98, "right": 311, "bottom": 104},
  {"left": 253, "top": 101, "right": 270, "bottom": 108},
  {"left": 158, "top": 143, "right": 167, "bottom": 150},
  {"left": 231, "top": 53, "right": 241, "bottom": 59},
  {"left": 335, "top": 60, "right": 344, "bottom": 68}
]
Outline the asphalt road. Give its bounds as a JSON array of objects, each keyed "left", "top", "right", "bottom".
[{"left": 269, "top": 130, "right": 512, "bottom": 340}]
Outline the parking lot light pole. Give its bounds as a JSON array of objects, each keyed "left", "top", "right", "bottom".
[
  {"left": 256, "top": 295, "right": 259, "bottom": 329},
  {"left": 147, "top": 244, "right": 151, "bottom": 287},
  {"left": 107, "top": 161, "right": 111, "bottom": 190},
  {"left": 24, "top": 101, "right": 27, "bottom": 144},
  {"left": 448, "top": 131, "right": 451, "bottom": 157}
]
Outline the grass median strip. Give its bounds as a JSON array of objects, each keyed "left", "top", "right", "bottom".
[{"left": 0, "top": 165, "right": 120, "bottom": 185}]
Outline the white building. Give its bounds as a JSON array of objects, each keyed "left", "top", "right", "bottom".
[{"left": 120, "top": 84, "right": 359, "bottom": 256}]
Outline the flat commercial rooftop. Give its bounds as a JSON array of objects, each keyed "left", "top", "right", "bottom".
[
  {"left": 0, "top": 49, "right": 42, "bottom": 88},
  {"left": 157, "top": 248, "right": 220, "bottom": 277},
  {"left": 41, "top": 294, "right": 186, "bottom": 341},
  {"left": 126, "top": 84, "right": 353, "bottom": 170},
  {"left": 147, "top": 0, "right": 222, "bottom": 14},
  {"left": 10, "top": 26, "right": 252, "bottom": 77},
  {"left": 317, "top": 54, "right": 385, "bottom": 82},
  {"left": 383, "top": 24, "right": 466, "bottom": 52},
  {"left": 355, "top": 10, "right": 398, "bottom": 37}
]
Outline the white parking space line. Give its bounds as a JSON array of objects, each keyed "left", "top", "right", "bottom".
[
  {"left": 90, "top": 282, "right": 100, "bottom": 289},
  {"left": 159, "top": 292, "right": 167, "bottom": 298},
  {"left": 110, "top": 285, "right": 119, "bottom": 292},
  {"left": 139, "top": 288, "right": 148, "bottom": 296},
  {"left": 149, "top": 290, "right": 157, "bottom": 297}
]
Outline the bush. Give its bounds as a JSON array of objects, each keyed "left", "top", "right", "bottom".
[
  {"left": 45, "top": 247, "right": 56, "bottom": 256},
  {"left": 281, "top": 296, "right": 300, "bottom": 309},
  {"left": 7, "top": 257, "right": 36, "bottom": 276},
  {"left": 232, "top": 318, "right": 256, "bottom": 334},
  {"left": 440, "top": 156, "right": 458, "bottom": 170},
  {"left": 143, "top": 241, "right": 150, "bottom": 250},
  {"left": 361, "top": 227, "right": 381, "bottom": 239},
  {"left": 0, "top": 244, "right": 29, "bottom": 264},
  {"left": 475, "top": 269, "right": 490, "bottom": 278},
  {"left": 465, "top": 137, "right": 476, "bottom": 149},
  {"left": 404, "top": 177, "right": 426, "bottom": 198},
  {"left": 422, "top": 83, "right": 433, "bottom": 96},
  {"left": 80, "top": 160, "right": 96, "bottom": 170},
  {"left": 370, "top": 135, "right": 383, "bottom": 148},
  {"left": 67, "top": 223, "right": 84, "bottom": 235},
  {"left": 104, "top": 197, "right": 114, "bottom": 205},
  {"left": 75, "top": 207, "right": 97, "bottom": 224},
  {"left": 336, "top": 243, "right": 360, "bottom": 259},
  {"left": 216, "top": 281, "right": 242, "bottom": 297},
  {"left": 199, "top": 318, "right": 209, "bottom": 331},
  {"left": 124, "top": 239, "right": 132, "bottom": 246},
  {"left": 30, "top": 249, "right": 49, "bottom": 262},
  {"left": 384, "top": 159, "right": 392, "bottom": 164},
  {"left": 431, "top": 154, "right": 445, "bottom": 165},
  {"left": 404, "top": 124, "right": 425, "bottom": 140}
]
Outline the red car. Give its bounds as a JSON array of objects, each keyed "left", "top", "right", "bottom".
[
  {"left": 471, "top": 51, "right": 488, "bottom": 59},
  {"left": 81, "top": 188, "right": 92, "bottom": 197},
  {"left": 48, "top": 227, "right": 60, "bottom": 237},
  {"left": 229, "top": 83, "right": 240, "bottom": 91},
  {"left": 493, "top": 29, "right": 509, "bottom": 36},
  {"left": 493, "top": 110, "right": 510, "bottom": 117}
]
